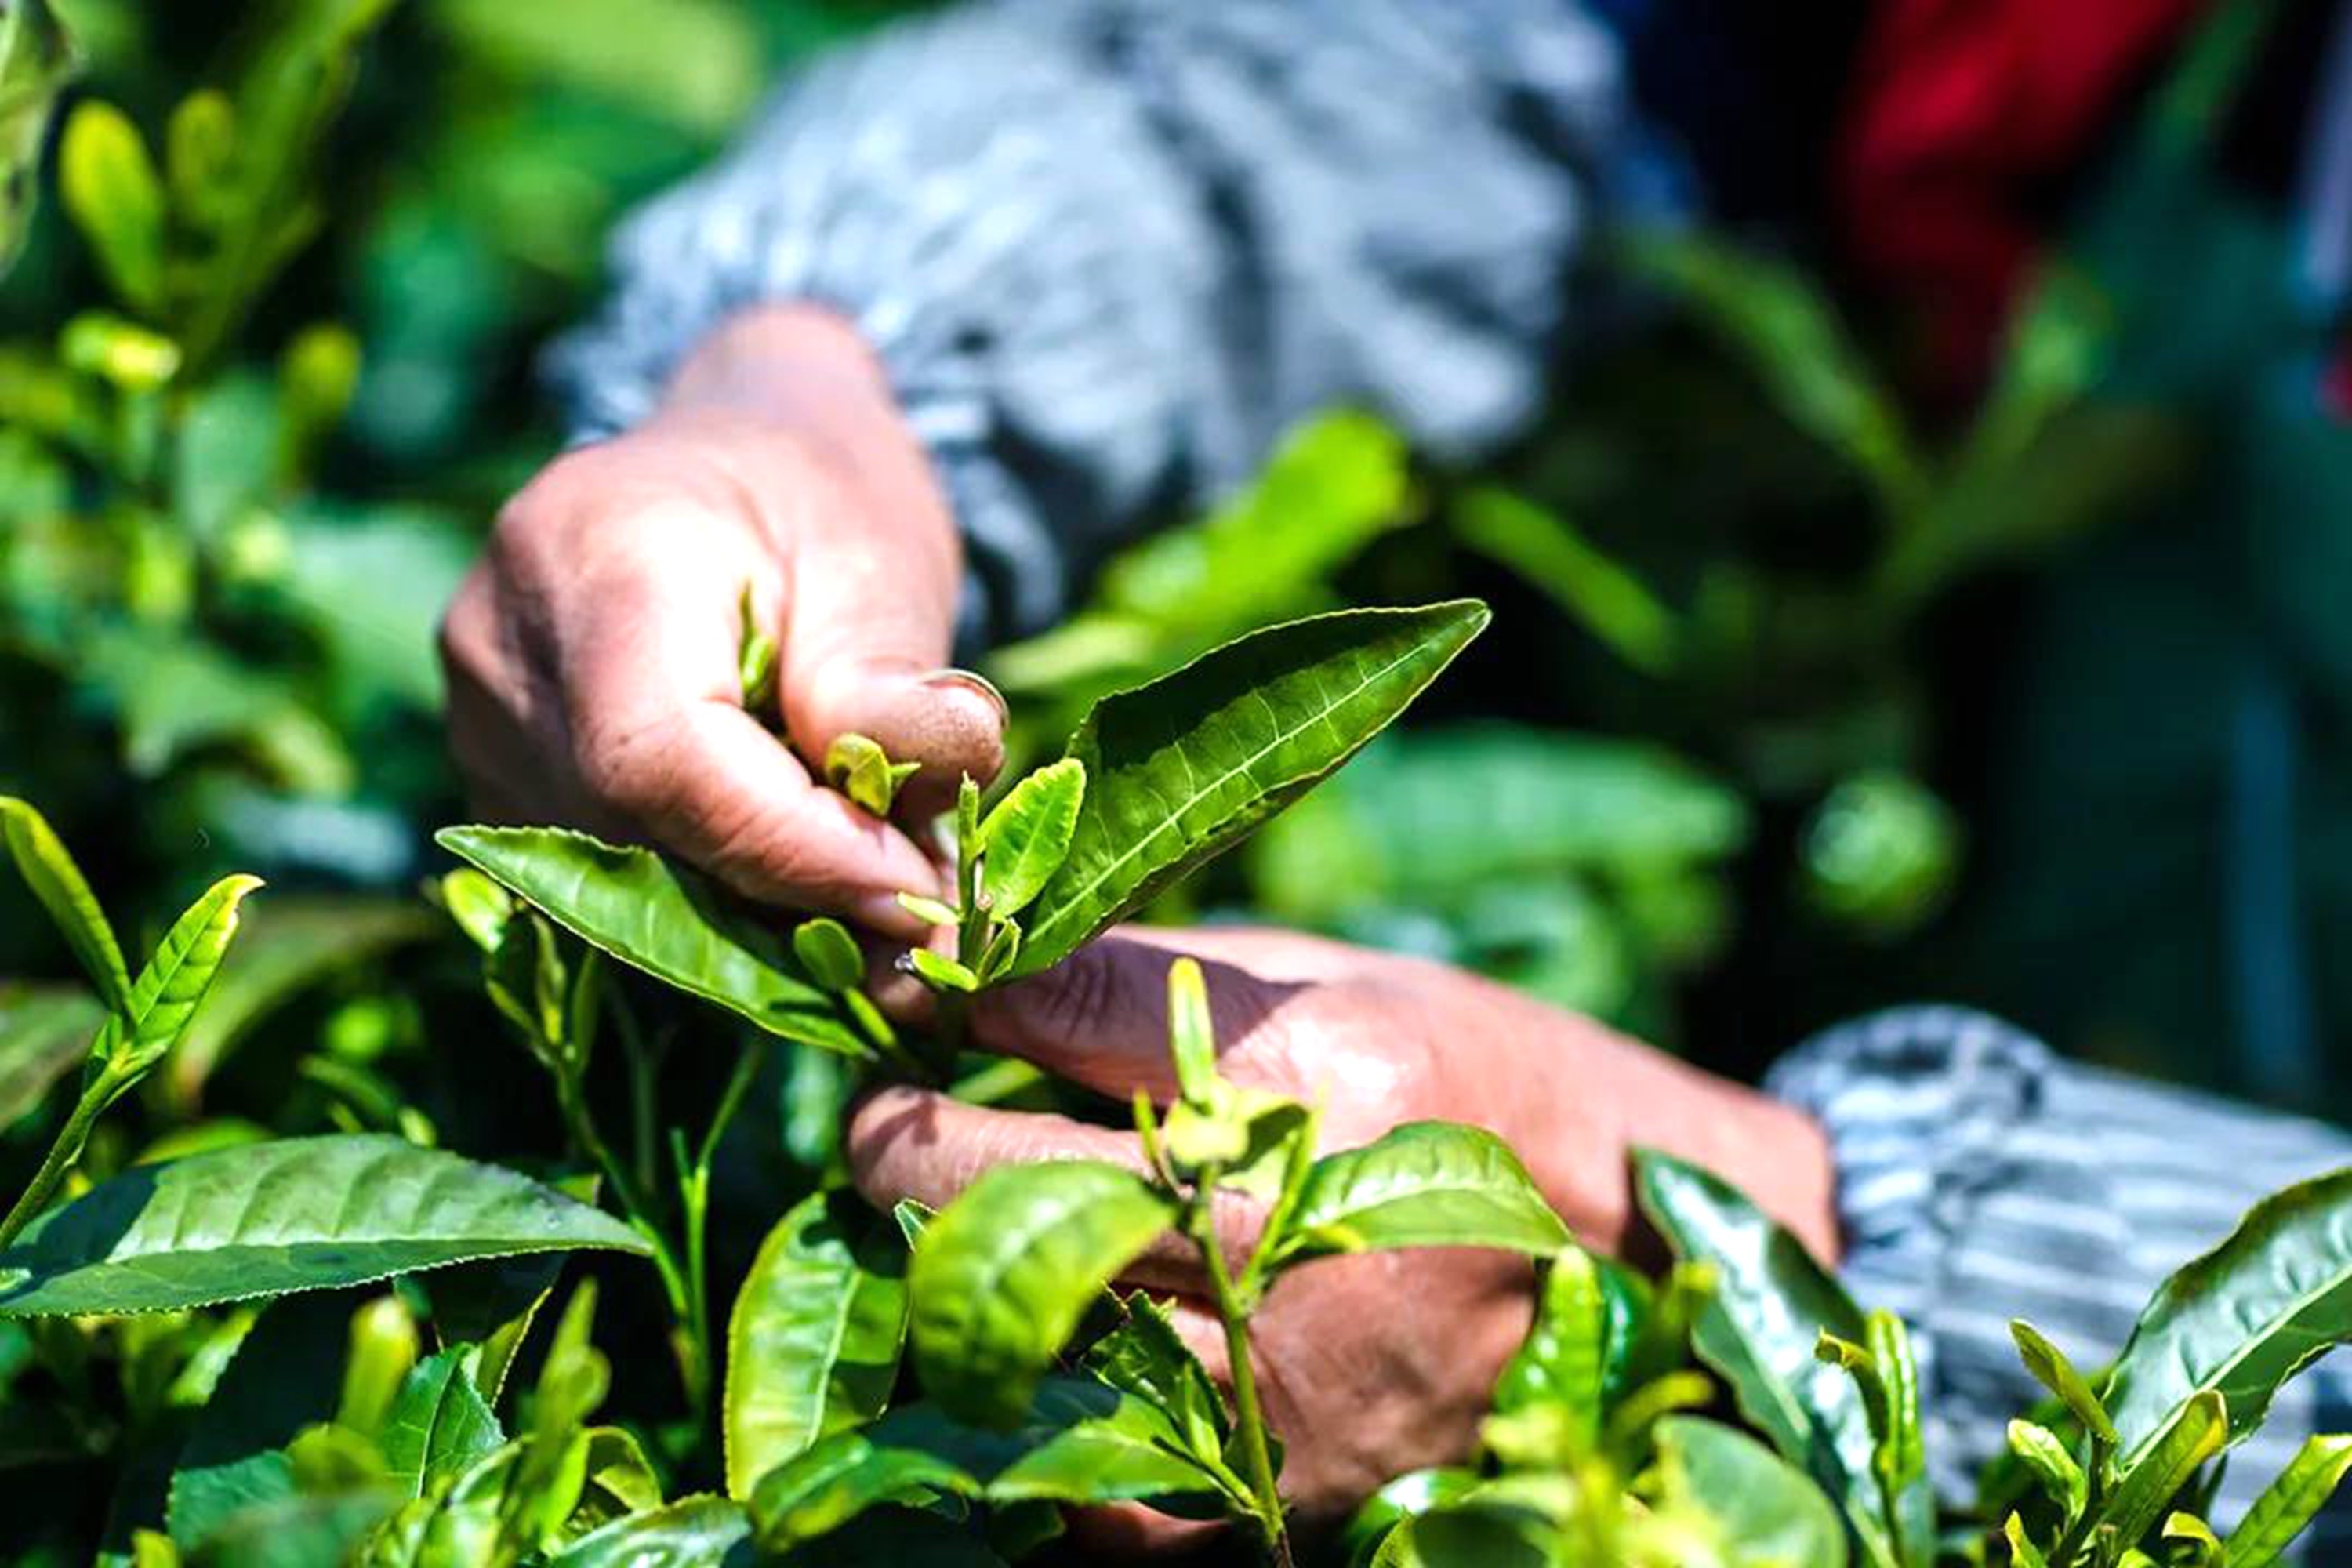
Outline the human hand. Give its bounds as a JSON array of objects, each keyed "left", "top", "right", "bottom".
[
  {"left": 440, "top": 304, "right": 1003, "bottom": 936},
  {"left": 846, "top": 927, "right": 1838, "bottom": 1545}
]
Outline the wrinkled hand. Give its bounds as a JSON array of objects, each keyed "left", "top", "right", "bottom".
[
  {"left": 441, "top": 305, "right": 1003, "bottom": 935},
  {"left": 848, "top": 927, "right": 1837, "bottom": 1547}
]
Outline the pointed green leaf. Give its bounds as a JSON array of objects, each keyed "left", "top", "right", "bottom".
[
  {"left": 0, "top": 0, "right": 75, "bottom": 282},
  {"left": 1271, "top": 1121, "right": 1567, "bottom": 1269},
  {"left": 549, "top": 1496, "right": 750, "bottom": 1567},
  {"left": 90, "top": 873, "right": 265, "bottom": 1102},
  {"left": 790, "top": 918, "right": 865, "bottom": 993},
  {"left": 895, "top": 892, "right": 958, "bottom": 928},
  {"left": 0, "top": 1134, "right": 649, "bottom": 1316},
  {"left": 1014, "top": 602, "right": 1489, "bottom": 975},
  {"left": 1633, "top": 1149, "right": 1892, "bottom": 1568},
  {"left": 1081, "top": 1290, "right": 1229, "bottom": 1461},
  {"left": 2101, "top": 1390, "right": 2225, "bottom": 1549},
  {"left": 2007, "top": 1419, "right": 2086, "bottom": 1526},
  {"left": 1164, "top": 955, "right": 1218, "bottom": 1107},
  {"left": 748, "top": 1430, "right": 977, "bottom": 1552},
  {"left": 59, "top": 98, "right": 165, "bottom": 312},
  {"left": 0, "top": 795, "right": 131, "bottom": 1011},
  {"left": 2004, "top": 1512, "right": 2049, "bottom": 1568},
  {"left": 2223, "top": 1432, "right": 2352, "bottom": 1568},
  {"left": 1491, "top": 1245, "right": 1651, "bottom": 1440},
  {"left": 2011, "top": 1319, "right": 2118, "bottom": 1447},
  {"left": 436, "top": 826, "right": 862, "bottom": 1056},
  {"left": 724, "top": 1191, "right": 909, "bottom": 1499},
  {"left": 2105, "top": 1168, "right": 2352, "bottom": 1465},
  {"left": 976, "top": 759, "right": 1085, "bottom": 917},
  {"left": 908, "top": 1160, "right": 1176, "bottom": 1427},
  {"left": 1654, "top": 1416, "right": 1849, "bottom": 1568},
  {"left": 0, "top": 984, "right": 103, "bottom": 1131},
  {"left": 875, "top": 1377, "right": 1218, "bottom": 1507},
  {"left": 825, "top": 733, "right": 920, "bottom": 818},
  {"left": 381, "top": 1348, "right": 505, "bottom": 1498}
]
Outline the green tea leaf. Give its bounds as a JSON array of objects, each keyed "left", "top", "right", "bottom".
[
  {"left": 790, "top": 919, "right": 865, "bottom": 993},
  {"left": 908, "top": 1160, "right": 1176, "bottom": 1427},
  {"left": 2006, "top": 1419, "right": 2086, "bottom": 1526},
  {"left": 547, "top": 1496, "right": 750, "bottom": 1566},
  {"left": 2003, "top": 1512, "right": 2049, "bottom": 1568},
  {"left": 169, "top": 1292, "right": 348, "bottom": 1550},
  {"left": 1164, "top": 955, "right": 1218, "bottom": 1108},
  {"left": 1488, "top": 1247, "right": 1625, "bottom": 1448},
  {"left": 825, "top": 733, "right": 920, "bottom": 818},
  {"left": 0, "top": 984, "right": 103, "bottom": 1131},
  {"left": 1654, "top": 1416, "right": 1849, "bottom": 1568},
  {"left": 187, "top": 1489, "right": 396, "bottom": 1567},
  {"left": 1634, "top": 1149, "right": 1890, "bottom": 1567},
  {"left": 0, "top": 0, "right": 75, "bottom": 282},
  {"left": 381, "top": 1349, "right": 505, "bottom": 1498},
  {"left": 1080, "top": 1290, "right": 1229, "bottom": 1461},
  {"left": 748, "top": 1431, "right": 977, "bottom": 1552},
  {"left": 436, "top": 826, "right": 862, "bottom": 1056},
  {"left": 2223, "top": 1432, "right": 2352, "bottom": 1568},
  {"left": 0, "top": 1134, "right": 648, "bottom": 1316},
  {"left": 59, "top": 99, "right": 165, "bottom": 312},
  {"left": 2100, "top": 1390, "right": 2225, "bottom": 1549},
  {"left": 906, "top": 948, "right": 978, "bottom": 994},
  {"left": 2105, "top": 1168, "right": 2352, "bottom": 1466},
  {"left": 0, "top": 795, "right": 132, "bottom": 1011},
  {"left": 869, "top": 1377, "right": 1219, "bottom": 1508},
  {"left": 1014, "top": 602, "right": 1489, "bottom": 975},
  {"left": 976, "top": 759, "right": 1085, "bottom": 917},
  {"left": 90, "top": 874, "right": 265, "bottom": 1103},
  {"left": 1269, "top": 1121, "right": 1567, "bottom": 1269},
  {"left": 724, "top": 1191, "right": 909, "bottom": 1498},
  {"left": 2010, "top": 1319, "right": 2118, "bottom": 1446},
  {"left": 895, "top": 892, "right": 958, "bottom": 928}
]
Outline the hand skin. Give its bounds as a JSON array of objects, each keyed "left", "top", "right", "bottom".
[
  {"left": 441, "top": 304, "right": 1003, "bottom": 937},
  {"left": 848, "top": 926, "right": 1838, "bottom": 1552}
]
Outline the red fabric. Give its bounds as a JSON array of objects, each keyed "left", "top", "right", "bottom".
[{"left": 1839, "top": 0, "right": 2209, "bottom": 395}]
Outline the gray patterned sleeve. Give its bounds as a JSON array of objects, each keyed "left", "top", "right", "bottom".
[
  {"left": 1769, "top": 1007, "right": 2352, "bottom": 1549},
  {"left": 546, "top": 0, "right": 1654, "bottom": 646}
]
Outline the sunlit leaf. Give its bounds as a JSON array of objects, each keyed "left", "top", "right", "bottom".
[
  {"left": 1269, "top": 1121, "right": 1566, "bottom": 1269},
  {"left": 0, "top": 794, "right": 131, "bottom": 1011},
  {"left": 2223, "top": 1432, "right": 2352, "bottom": 1568},
  {"left": 1653, "top": 1416, "right": 1848, "bottom": 1568},
  {"left": 1014, "top": 602, "right": 1488, "bottom": 975},
  {"left": 546, "top": 1496, "right": 751, "bottom": 1566},
  {"left": 0, "top": 1134, "right": 648, "bottom": 1316},
  {"left": 976, "top": 759, "right": 1085, "bottom": 918}
]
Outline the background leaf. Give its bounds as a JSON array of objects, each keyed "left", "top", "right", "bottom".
[
  {"left": 1014, "top": 602, "right": 1488, "bottom": 975},
  {"left": 1, "top": 794, "right": 132, "bottom": 1010},
  {"left": 0, "top": 1134, "right": 648, "bottom": 1316},
  {"left": 0, "top": 983, "right": 103, "bottom": 1131},
  {"left": 1653, "top": 1415, "right": 1849, "bottom": 1568}
]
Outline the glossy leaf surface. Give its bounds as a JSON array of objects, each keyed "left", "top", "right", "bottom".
[
  {"left": 1014, "top": 602, "right": 1489, "bottom": 975},
  {"left": 1635, "top": 1149, "right": 1890, "bottom": 1566},
  {"left": 1655, "top": 1416, "right": 1849, "bottom": 1568},
  {"left": 2107, "top": 1168, "right": 2352, "bottom": 1465},
  {"left": 2223, "top": 1432, "right": 2352, "bottom": 1568},
  {"left": 976, "top": 758, "right": 1085, "bottom": 917},
  {"left": 91, "top": 873, "right": 264, "bottom": 1096},
  {"left": 437, "top": 826, "right": 861, "bottom": 1054},
  {"left": 548, "top": 1496, "right": 752, "bottom": 1566},
  {"left": 909, "top": 1160, "right": 1176, "bottom": 1427},
  {"left": 724, "top": 1191, "right": 909, "bottom": 1498},
  {"left": 0, "top": 795, "right": 131, "bottom": 1010},
  {"left": 2101, "top": 1389, "right": 2225, "bottom": 1548},
  {"left": 0, "top": 1134, "right": 648, "bottom": 1315},
  {"left": 381, "top": 1349, "right": 505, "bottom": 1498},
  {"left": 2012, "top": 1319, "right": 2118, "bottom": 1446},
  {"left": 1272, "top": 1121, "right": 1568, "bottom": 1267}
]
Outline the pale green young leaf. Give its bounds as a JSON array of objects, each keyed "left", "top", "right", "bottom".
[
  {"left": 2164, "top": 1512, "right": 2222, "bottom": 1566},
  {"left": 1165, "top": 955, "right": 1217, "bottom": 1108},
  {"left": 2006, "top": 1419, "right": 2086, "bottom": 1525},
  {"left": 2223, "top": 1433, "right": 2352, "bottom": 1568},
  {"left": 1653, "top": 1416, "right": 1849, "bottom": 1568},
  {"left": 907, "top": 1160, "right": 1176, "bottom": 1427},
  {"left": 436, "top": 869, "right": 514, "bottom": 954},
  {"left": 2100, "top": 1390, "right": 2226, "bottom": 1552},
  {"left": 2010, "top": 1319, "right": 2118, "bottom": 1446},
  {"left": 1633, "top": 1149, "right": 1892, "bottom": 1568},
  {"left": 2105, "top": 1167, "right": 2352, "bottom": 1465},
  {"left": 546, "top": 1496, "right": 750, "bottom": 1567},
  {"left": 1866, "top": 1308, "right": 1935, "bottom": 1566},
  {"left": 976, "top": 918, "right": 1023, "bottom": 985},
  {"left": 90, "top": 874, "right": 264, "bottom": 1102},
  {"left": 825, "top": 732, "right": 920, "bottom": 818},
  {"left": 437, "top": 826, "right": 862, "bottom": 1056},
  {"left": 0, "top": 796, "right": 131, "bottom": 1011},
  {"left": 906, "top": 948, "right": 978, "bottom": 994},
  {"left": 1269, "top": 1121, "right": 1566, "bottom": 1269},
  {"left": 895, "top": 892, "right": 958, "bottom": 928},
  {"left": 2004, "top": 1512, "right": 2049, "bottom": 1568},
  {"left": 790, "top": 918, "right": 864, "bottom": 993},
  {"left": 724, "top": 1191, "right": 909, "bottom": 1499},
  {"left": 59, "top": 99, "right": 165, "bottom": 312},
  {"left": 1494, "top": 1247, "right": 1609, "bottom": 1450},
  {"left": 0, "top": 1134, "right": 648, "bottom": 1316},
  {"left": 737, "top": 583, "right": 777, "bottom": 715},
  {"left": 976, "top": 758, "right": 1086, "bottom": 917},
  {"left": 1012, "top": 601, "right": 1490, "bottom": 976}
]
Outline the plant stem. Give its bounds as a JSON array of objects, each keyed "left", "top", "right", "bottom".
[
  {"left": 1192, "top": 1178, "right": 1290, "bottom": 1568},
  {"left": 0, "top": 1078, "right": 113, "bottom": 1250},
  {"left": 554, "top": 1067, "right": 700, "bottom": 1410}
]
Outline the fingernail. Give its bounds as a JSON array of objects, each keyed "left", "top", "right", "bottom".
[{"left": 920, "top": 666, "right": 1007, "bottom": 726}]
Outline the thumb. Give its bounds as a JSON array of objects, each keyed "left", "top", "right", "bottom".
[{"left": 775, "top": 499, "right": 1005, "bottom": 822}]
